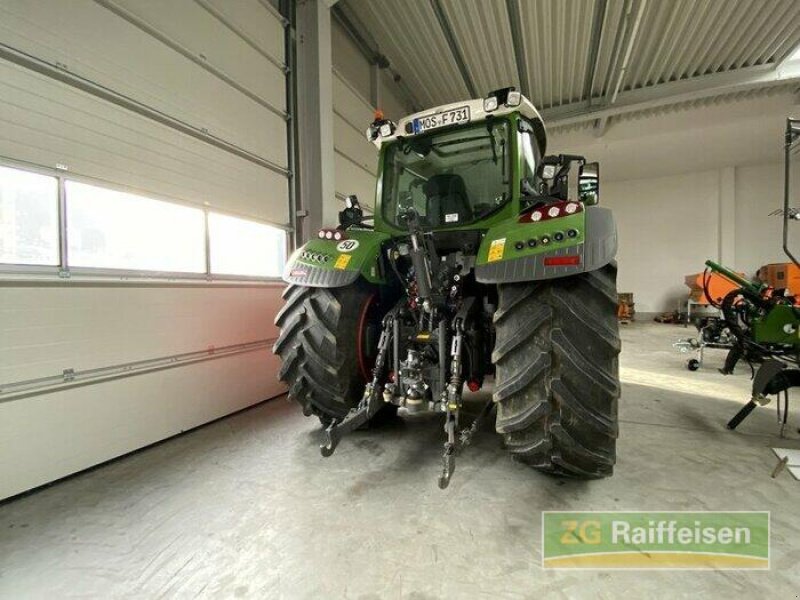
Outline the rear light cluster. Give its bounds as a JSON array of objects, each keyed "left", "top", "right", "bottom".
[
  {"left": 317, "top": 228, "right": 346, "bottom": 241},
  {"left": 520, "top": 201, "right": 582, "bottom": 224},
  {"left": 300, "top": 250, "right": 331, "bottom": 263},
  {"left": 513, "top": 229, "right": 580, "bottom": 251}
]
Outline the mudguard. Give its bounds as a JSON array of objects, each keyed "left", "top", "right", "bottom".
[
  {"left": 282, "top": 229, "right": 390, "bottom": 288},
  {"left": 475, "top": 205, "right": 617, "bottom": 284}
]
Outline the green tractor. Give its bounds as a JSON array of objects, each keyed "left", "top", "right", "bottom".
[{"left": 274, "top": 88, "right": 620, "bottom": 487}]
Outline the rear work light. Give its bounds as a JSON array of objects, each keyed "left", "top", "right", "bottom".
[
  {"left": 317, "top": 228, "right": 347, "bottom": 241},
  {"left": 519, "top": 200, "right": 583, "bottom": 224},
  {"left": 544, "top": 255, "right": 581, "bottom": 267}
]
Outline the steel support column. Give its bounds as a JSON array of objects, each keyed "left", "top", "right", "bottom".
[{"left": 295, "top": 0, "right": 335, "bottom": 242}]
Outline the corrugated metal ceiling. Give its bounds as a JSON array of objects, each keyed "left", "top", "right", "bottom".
[
  {"left": 348, "top": 0, "right": 469, "bottom": 108},
  {"left": 622, "top": 0, "right": 800, "bottom": 91},
  {"left": 516, "top": 0, "right": 597, "bottom": 108},
  {"left": 340, "top": 0, "right": 800, "bottom": 122},
  {"left": 439, "top": 0, "right": 520, "bottom": 97}
]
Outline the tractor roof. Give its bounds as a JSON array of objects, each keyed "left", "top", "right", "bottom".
[{"left": 372, "top": 93, "right": 547, "bottom": 157}]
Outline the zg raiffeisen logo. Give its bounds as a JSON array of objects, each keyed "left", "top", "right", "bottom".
[{"left": 542, "top": 511, "right": 769, "bottom": 569}]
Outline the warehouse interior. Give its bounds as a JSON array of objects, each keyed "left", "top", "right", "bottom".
[{"left": 1, "top": 0, "right": 800, "bottom": 596}]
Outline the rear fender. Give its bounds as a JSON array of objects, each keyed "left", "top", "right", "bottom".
[
  {"left": 475, "top": 205, "right": 617, "bottom": 283},
  {"left": 282, "top": 229, "right": 390, "bottom": 287}
]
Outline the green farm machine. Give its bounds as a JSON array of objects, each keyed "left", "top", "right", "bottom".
[
  {"left": 274, "top": 88, "right": 620, "bottom": 487},
  {"left": 703, "top": 119, "right": 800, "bottom": 434}
]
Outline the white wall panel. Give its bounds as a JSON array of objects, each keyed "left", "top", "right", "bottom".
[
  {"left": 603, "top": 171, "right": 720, "bottom": 313},
  {"left": 333, "top": 112, "right": 376, "bottom": 177},
  {"left": 0, "top": 285, "right": 283, "bottom": 383},
  {"left": 0, "top": 283, "right": 287, "bottom": 500},
  {"left": 332, "top": 73, "right": 374, "bottom": 135},
  {"left": 0, "top": 61, "right": 289, "bottom": 224},
  {"left": 379, "top": 69, "right": 408, "bottom": 123},
  {"left": 330, "top": 153, "right": 377, "bottom": 225},
  {"left": 330, "top": 17, "right": 413, "bottom": 225},
  {"left": 111, "top": 0, "right": 286, "bottom": 112},
  {"left": 0, "top": 0, "right": 286, "bottom": 167},
  {"left": 0, "top": 348, "right": 284, "bottom": 500},
  {"left": 331, "top": 17, "right": 371, "bottom": 100},
  {"left": 735, "top": 161, "right": 786, "bottom": 271},
  {"left": 204, "top": 0, "right": 285, "bottom": 63},
  {"left": 331, "top": 72, "right": 379, "bottom": 223},
  {"left": 0, "top": 0, "right": 289, "bottom": 499}
]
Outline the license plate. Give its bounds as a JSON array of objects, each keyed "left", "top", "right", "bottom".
[{"left": 413, "top": 106, "right": 470, "bottom": 133}]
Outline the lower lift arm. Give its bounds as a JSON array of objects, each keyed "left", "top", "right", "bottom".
[{"left": 320, "top": 309, "right": 397, "bottom": 457}]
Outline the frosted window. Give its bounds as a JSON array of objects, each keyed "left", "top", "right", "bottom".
[
  {"left": 66, "top": 181, "right": 205, "bottom": 273},
  {"left": 0, "top": 166, "right": 59, "bottom": 266},
  {"left": 209, "top": 213, "right": 286, "bottom": 277}
]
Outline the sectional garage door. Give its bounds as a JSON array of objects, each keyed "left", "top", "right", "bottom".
[
  {"left": 0, "top": 0, "right": 289, "bottom": 224},
  {"left": 0, "top": 0, "right": 290, "bottom": 499},
  {"left": 331, "top": 71, "right": 378, "bottom": 224}
]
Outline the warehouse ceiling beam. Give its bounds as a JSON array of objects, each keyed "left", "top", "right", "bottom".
[
  {"left": 587, "top": 0, "right": 646, "bottom": 137},
  {"left": 504, "top": 0, "right": 530, "bottom": 100},
  {"left": 582, "top": 0, "right": 608, "bottom": 105},
  {"left": 544, "top": 58, "right": 800, "bottom": 127},
  {"left": 430, "top": 0, "right": 477, "bottom": 99}
]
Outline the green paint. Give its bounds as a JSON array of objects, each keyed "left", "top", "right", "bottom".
[
  {"left": 752, "top": 304, "right": 800, "bottom": 344},
  {"left": 704, "top": 260, "right": 763, "bottom": 293},
  {"left": 476, "top": 212, "right": 585, "bottom": 266},
  {"left": 704, "top": 259, "right": 800, "bottom": 346},
  {"left": 292, "top": 110, "right": 595, "bottom": 285},
  {"left": 543, "top": 511, "right": 769, "bottom": 568},
  {"left": 291, "top": 229, "right": 390, "bottom": 283}
]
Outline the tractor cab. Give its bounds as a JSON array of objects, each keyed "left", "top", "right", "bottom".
[{"left": 363, "top": 87, "right": 598, "bottom": 236}]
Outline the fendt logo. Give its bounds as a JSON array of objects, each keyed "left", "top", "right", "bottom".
[{"left": 542, "top": 511, "right": 769, "bottom": 570}]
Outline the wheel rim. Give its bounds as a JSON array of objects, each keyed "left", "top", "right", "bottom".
[{"left": 356, "top": 293, "right": 379, "bottom": 381}]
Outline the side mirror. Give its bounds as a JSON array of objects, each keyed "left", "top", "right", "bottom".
[
  {"left": 338, "top": 195, "right": 364, "bottom": 229},
  {"left": 579, "top": 162, "right": 600, "bottom": 205}
]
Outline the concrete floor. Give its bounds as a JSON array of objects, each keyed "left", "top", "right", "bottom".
[{"left": 1, "top": 321, "right": 799, "bottom": 598}]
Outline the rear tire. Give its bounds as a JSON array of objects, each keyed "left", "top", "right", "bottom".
[
  {"left": 492, "top": 263, "right": 621, "bottom": 478},
  {"left": 273, "top": 283, "right": 392, "bottom": 425}
]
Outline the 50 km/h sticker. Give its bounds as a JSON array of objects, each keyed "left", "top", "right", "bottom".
[{"left": 336, "top": 239, "right": 359, "bottom": 252}]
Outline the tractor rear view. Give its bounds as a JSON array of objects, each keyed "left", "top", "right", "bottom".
[{"left": 274, "top": 87, "right": 620, "bottom": 488}]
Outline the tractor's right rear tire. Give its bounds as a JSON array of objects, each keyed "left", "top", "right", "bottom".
[{"left": 492, "top": 263, "right": 621, "bottom": 478}]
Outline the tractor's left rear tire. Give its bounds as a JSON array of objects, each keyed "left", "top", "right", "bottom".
[{"left": 273, "top": 282, "right": 394, "bottom": 426}]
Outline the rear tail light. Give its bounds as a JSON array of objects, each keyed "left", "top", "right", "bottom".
[{"left": 544, "top": 255, "right": 581, "bottom": 266}]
